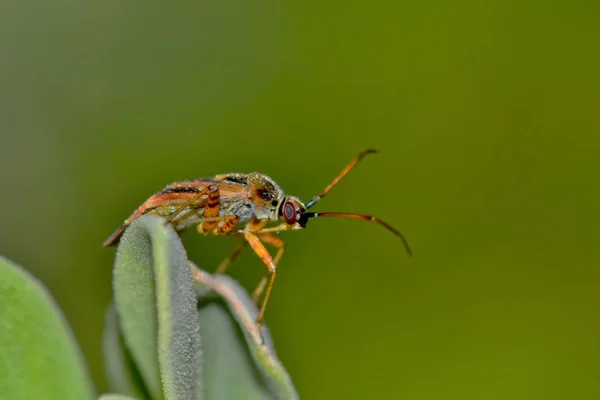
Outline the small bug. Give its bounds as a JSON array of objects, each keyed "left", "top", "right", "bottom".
[{"left": 104, "top": 149, "right": 411, "bottom": 329}]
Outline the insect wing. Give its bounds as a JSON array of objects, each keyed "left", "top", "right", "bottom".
[{"left": 103, "top": 179, "right": 252, "bottom": 247}]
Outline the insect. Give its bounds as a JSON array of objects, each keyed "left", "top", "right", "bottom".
[{"left": 104, "top": 149, "right": 411, "bottom": 329}]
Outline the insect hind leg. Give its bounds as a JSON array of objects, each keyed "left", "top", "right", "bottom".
[{"left": 214, "top": 240, "right": 247, "bottom": 275}]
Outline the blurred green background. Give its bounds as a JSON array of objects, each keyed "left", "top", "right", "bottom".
[{"left": 1, "top": 0, "right": 599, "bottom": 398}]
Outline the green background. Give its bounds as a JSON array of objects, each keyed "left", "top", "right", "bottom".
[{"left": 1, "top": 0, "right": 599, "bottom": 398}]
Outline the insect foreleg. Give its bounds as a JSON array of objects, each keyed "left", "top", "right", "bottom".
[
  {"left": 210, "top": 218, "right": 271, "bottom": 276},
  {"left": 251, "top": 233, "right": 285, "bottom": 302},
  {"left": 243, "top": 217, "right": 266, "bottom": 231},
  {"left": 254, "top": 223, "right": 293, "bottom": 234},
  {"left": 243, "top": 231, "right": 277, "bottom": 328}
]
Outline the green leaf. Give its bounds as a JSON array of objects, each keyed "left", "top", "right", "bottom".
[
  {"left": 113, "top": 215, "right": 202, "bottom": 400},
  {"left": 192, "top": 266, "right": 298, "bottom": 400},
  {"left": 0, "top": 255, "right": 95, "bottom": 400},
  {"left": 110, "top": 214, "right": 297, "bottom": 400},
  {"left": 198, "top": 303, "right": 271, "bottom": 400},
  {"left": 103, "top": 304, "right": 148, "bottom": 399},
  {"left": 98, "top": 395, "right": 140, "bottom": 400}
]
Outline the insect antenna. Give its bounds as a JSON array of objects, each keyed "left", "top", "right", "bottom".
[
  {"left": 303, "top": 212, "right": 412, "bottom": 256},
  {"left": 305, "top": 149, "right": 378, "bottom": 209}
]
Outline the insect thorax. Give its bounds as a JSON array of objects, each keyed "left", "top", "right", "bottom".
[
  {"left": 226, "top": 199, "right": 254, "bottom": 222},
  {"left": 247, "top": 172, "right": 285, "bottom": 221}
]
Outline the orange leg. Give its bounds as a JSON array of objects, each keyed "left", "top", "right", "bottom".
[
  {"left": 248, "top": 218, "right": 268, "bottom": 232},
  {"left": 244, "top": 230, "right": 278, "bottom": 327},
  {"left": 216, "top": 215, "right": 240, "bottom": 235},
  {"left": 201, "top": 185, "right": 220, "bottom": 232},
  {"left": 196, "top": 214, "right": 239, "bottom": 235},
  {"left": 212, "top": 218, "right": 268, "bottom": 275},
  {"left": 254, "top": 223, "right": 292, "bottom": 234},
  {"left": 214, "top": 240, "right": 247, "bottom": 275},
  {"left": 251, "top": 234, "right": 285, "bottom": 302}
]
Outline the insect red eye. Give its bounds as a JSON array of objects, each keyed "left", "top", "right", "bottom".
[{"left": 283, "top": 202, "right": 296, "bottom": 224}]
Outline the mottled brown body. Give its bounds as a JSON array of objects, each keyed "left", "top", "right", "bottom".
[
  {"left": 104, "top": 150, "right": 411, "bottom": 331},
  {"left": 103, "top": 173, "right": 288, "bottom": 247}
]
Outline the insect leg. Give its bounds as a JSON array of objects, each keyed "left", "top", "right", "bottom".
[
  {"left": 200, "top": 185, "right": 220, "bottom": 232},
  {"left": 254, "top": 223, "right": 292, "bottom": 234},
  {"left": 193, "top": 215, "right": 235, "bottom": 233},
  {"left": 244, "top": 231, "right": 277, "bottom": 327},
  {"left": 214, "top": 240, "right": 247, "bottom": 275},
  {"left": 251, "top": 233, "right": 285, "bottom": 302},
  {"left": 216, "top": 215, "right": 241, "bottom": 235},
  {"left": 211, "top": 218, "right": 270, "bottom": 275},
  {"left": 248, "top": 218, "right": 268, "bottom": 232}
]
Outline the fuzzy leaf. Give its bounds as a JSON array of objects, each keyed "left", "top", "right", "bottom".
[
  {"left": 198, "top": 303, "right": 271, "bottom": 399},
  {"left": 113, "top": 215, "right": 202, "bottom": 400},
  {"left": 98, "top": 395, "right": 140, "bottom": 400},
  {"left": 103, "top": 304, "right": 148, "bottom": 399},
  {"left": 192, "top": 266, "right": 298, "bottom": 400},
  {"left": 0, "top": 255, "right": 95, "bottom": 400}
]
